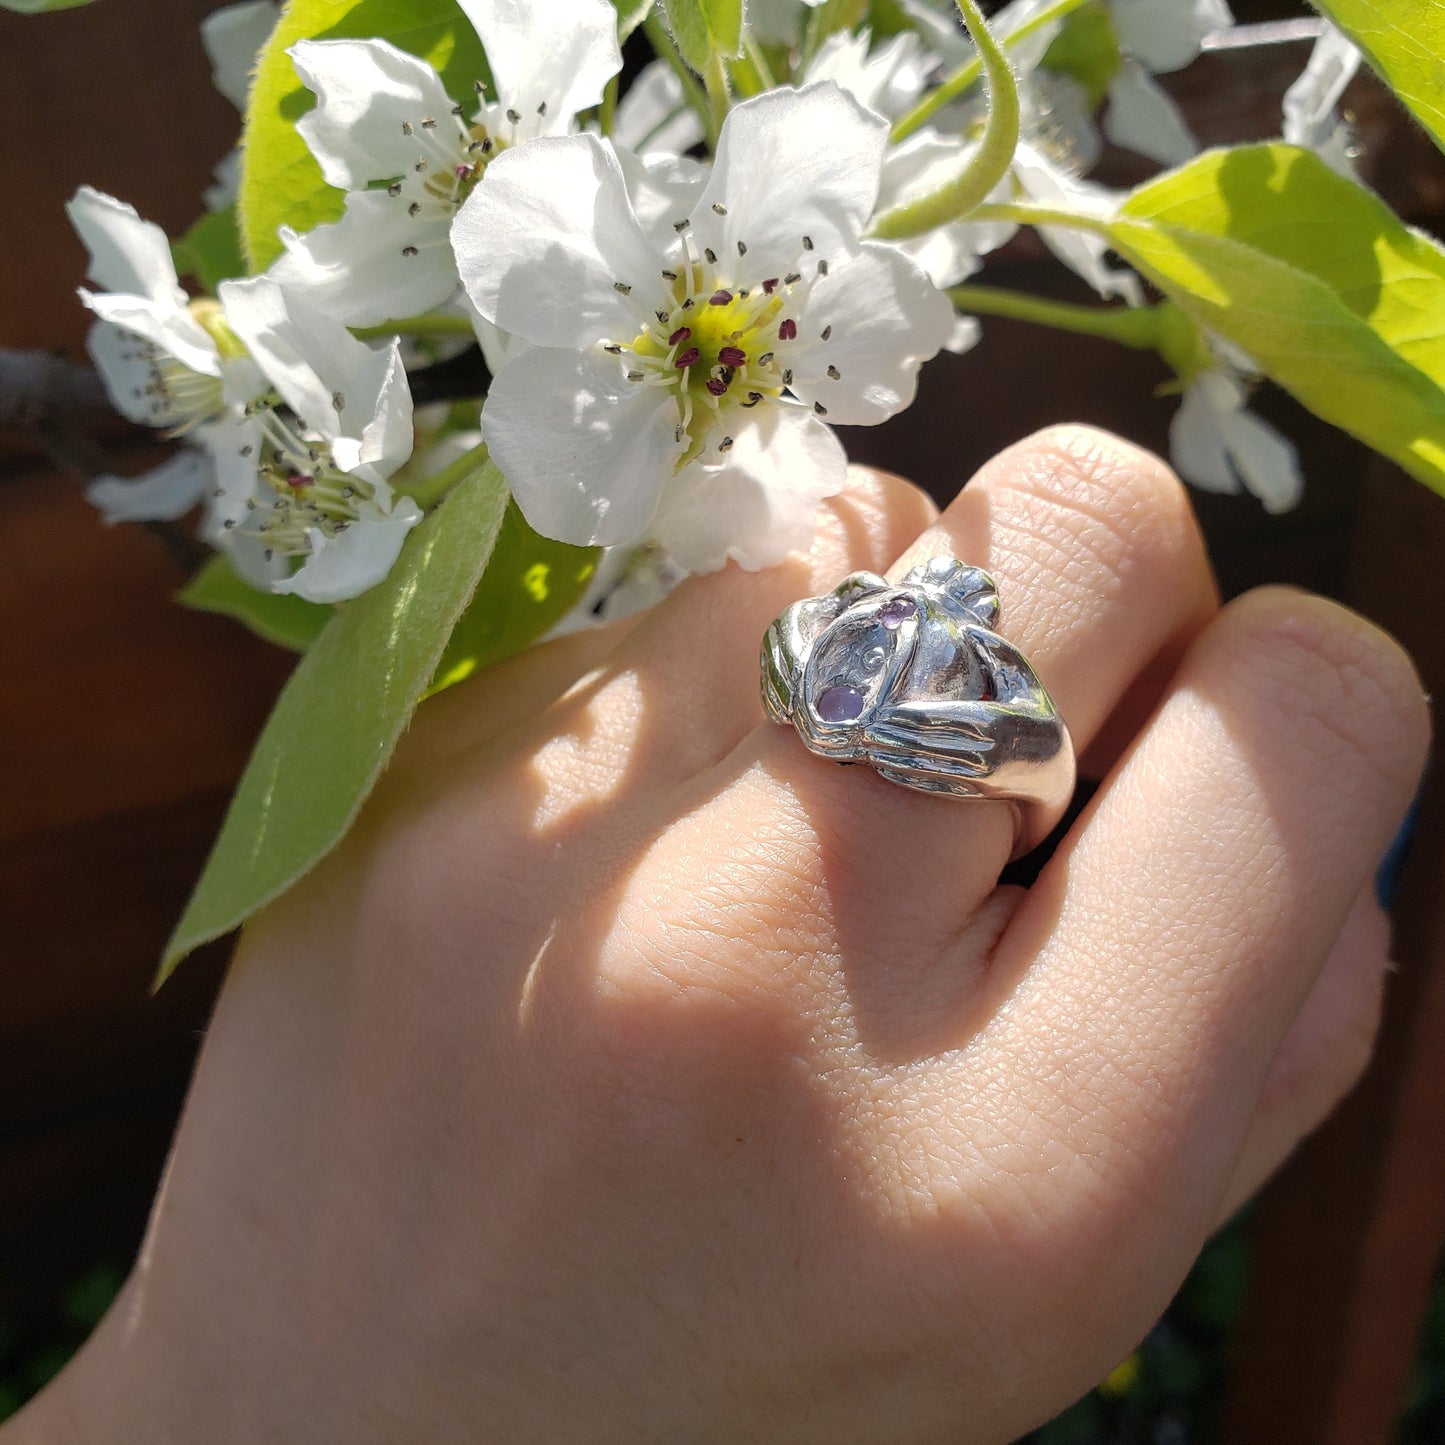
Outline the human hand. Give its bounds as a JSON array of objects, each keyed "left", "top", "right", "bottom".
[{"left": 14, "top": 427, "right": 1428, "bottom": 1444}]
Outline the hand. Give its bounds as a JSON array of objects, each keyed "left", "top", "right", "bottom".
[{"left": 13, "top": 428, "right": 1427, "bottom": 1444}]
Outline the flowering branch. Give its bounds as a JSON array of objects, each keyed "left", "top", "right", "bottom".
[
  {"left": 395, "top": 438, "right": 490, "bottom": 511},
  {"left": 350, "top": 313, "right": 478, "bottom": 342},
  {"left": 869, "top": 0, "right": 1021, "bottom": 240}
]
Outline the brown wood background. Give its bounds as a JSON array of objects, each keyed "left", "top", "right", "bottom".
[{"left": 1, "top": 1, "right": 1443, "bottom": 1439}]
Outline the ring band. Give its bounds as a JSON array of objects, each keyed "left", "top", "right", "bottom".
[{"left": 760, "top": 558, "right": 1075, "bottom": 855}]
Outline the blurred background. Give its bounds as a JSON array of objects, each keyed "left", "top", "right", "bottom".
[{"left": 1, "top": 0, "right": 1443, "bottom": 1438}]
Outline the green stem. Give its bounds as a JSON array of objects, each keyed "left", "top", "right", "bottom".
[
  {"left": 950, "top": 284, "right": 1160, "bottom": 348},
  {"left": 599, "top": 73, "right": 618, "bottom": 135},
  {"left": 868, "top": 0, "right": 1020, "bottom": 242},
  {"left": 966, "top": 199, "right": 1112, "bottom": 233},
  {"left": 643, "top": 13, "right": 717, "bottom": 147},
  {"left": 703, "top": 49, "right": 731, "bottom": 136},
  {"left": 729, "top": 31, "right": 776, "bottom": 96},
  {"left": 889, "top": 0, "right": 1092, "bottom": 145},
  {"left": 395, "top": 439, "right": 490, "bottom": 511},
  {"left": 350, "top": 313, "right": 476, "bottom": 341}
]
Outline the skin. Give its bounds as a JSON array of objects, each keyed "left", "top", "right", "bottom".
[{"left": 7, "top": 427, "right": 1428, "bottom": 1444}]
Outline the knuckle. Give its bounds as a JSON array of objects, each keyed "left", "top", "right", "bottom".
[
  {"left": 980, "top": 424, "right": 1206, "bottom": 614},
  {"left": 1213, "top": 587, "right": 1431, "bottom": 796},
  {"left": 812, "top": 466, "right": 937, "bottom": 579}
]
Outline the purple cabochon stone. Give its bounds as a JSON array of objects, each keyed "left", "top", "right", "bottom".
[
  {"left": 816, "top": 684, "right": 866, "bottom": 723},
  {"left": 877, "top": 596, "right": 916, "bottom": 630}
]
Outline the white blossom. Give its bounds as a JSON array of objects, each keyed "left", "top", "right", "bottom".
[
  {"left": 268, "top": 0, "right": 622, "bottom": 326},
  {"left": 612, "top": 60, "right": 706, "bottom": 158},
  {"left": 211, "top": 276, "right": 423, "bottom": 601},
  {"left": 1282, "top": 22, "right": 1363, "bottom": 178},
  {"left": 1169, "top": 345, "right": 1303, "bottom": 513},
  {"left": 456, "top": 83, "right": 952, "bottom": 572}
]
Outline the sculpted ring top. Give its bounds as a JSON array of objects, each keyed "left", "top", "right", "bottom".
[{"left": 760, "top": 558, "right": 1076, "bottom": 855}]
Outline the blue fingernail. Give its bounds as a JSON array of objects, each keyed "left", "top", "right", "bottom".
[{"left": 1376, "top": 770, "right": 1428, "bottom": 911}]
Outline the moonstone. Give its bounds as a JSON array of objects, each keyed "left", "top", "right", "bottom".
[{"left": 817, "top": 684, "right": 865, "bottom": 722}]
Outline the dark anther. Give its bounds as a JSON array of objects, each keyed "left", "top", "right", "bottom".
[
  {"left": 757, "top": 352, "right": 774, "bottom": 365},
  {"left": 718, "top": 345, "right": 746, "bottom": 367},
  {"left": 705, "top": 376, "right": 728, "bottom": 396},
  {"left": 718, "top": 436, "right": 734, "bottom": 452},
  {"left": 778, "top": 318, "right": 798, "bottom": 341},
  {"left": 408, "top": 202, "right": 422, "bottom": 216},
  {"left": 603, "top": 343, "right": 624, "bottom": 354},
  {"left": 783, "top": 272, "right": 801, "bottom": 285},
  {"left": 712, "top": 202, "right": 727, "bottom": 215},
  {"left": 661, "top": 269, "right": 678, "bottom": 281},
  {"left": 537, "top": 101, "right": 548, "bottom": 116},
  {"left": 421, "top": 118, "right": 437, "bottom": 129},
  {"left": 817, "top": 259, "right": 830, "bottom": 276},
  {"left": 451, "top": 104, "right": 465, "bottom": 116},
  {"left": 783, "top": 368, "right": 794, "bottom": 385},
  {"left": 704, "top": 247, "right": 718, "bottom": 264},
  {"left": 402, "top": 120, "right": 414, "bottom": 135},
  {"left": 814, "top": 401, "right": 828, "bottom": 415},
  {"left": 827, "top": 364, "right": 841, "bottom": 379},
  {"left": 762, "top": 278, "right": 779, "bottom": 294},
  {"left": 656, "top": 309, "right": 670, "bottom": 323},
  {"left": 613, "top": 281, "right": 633, "bottom": 295},
  {"left": 387, "top": 182, "right": 403, "bottom": 197},
  {"left": 741, "top": 392, "right": 763, "bottom": 408},
  {"left": 668, "top": 326, "right": 692, "bottom": 346},
  {"left": 402, "top": 245, "right": 419, "bottom": 257},
  {"left": 802, "top": 234, "right": 814, "bottom": 250},
  {"left": 820, "top": 324, "right": 832, "bottom": 340},
  {"left": 673, "top": 217, "right": 691, "bottom": 232},
  {"left": 627, "top": 370, "right": 645, "bottom": 381},
  {"left": 709, "top": 289, "right": 733, "bottom": 306},
  {"left": 737, "top": 240, "right": 747, "bottom": 256},
  {"left": 506, "top": 108, "right": 521, "bottom": 124},
  {"left": 675, "top": 346, "right": 701, "bottom": 368}
]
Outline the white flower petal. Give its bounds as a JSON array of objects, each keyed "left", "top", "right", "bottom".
[
  {"left": 81, "top": 292, "right": 220, "bottom": 377},
  {"left": 1220, "top": 404, "right": 1304, "bottom": 512},
  {"left": 945, "top": 312, "right": 982, "bottom": 354},
  {"left": 273, "top": 497, "right": 423, "bottom": 602},
  {"left": 788, "top": 242, "right": 953, "bottom": 426},
  {"left": 690, "top": 84, "right": 888, "bottom": 282},
  {"left": 66, "top": 186, "right": 189, "bottom": 306},
  {"left": 1283, "top": 24, "right": 1362, "bottom": 152},
  {"left": 458, "top": 0, "right": 621, "bottom": 135},
  {"left": 651, "top": 407, "right": 847, "bottom": 572},
  {"left": 201, "top": 0, "right": 277, "bottom": 110},
  {"left": 612, "top": 60, "right": 706, "bottom": 156},
  {"left": 614, "top": 145, "right": 709, "bottom": 251},
  {"left": 1104, "top": 61, "right": 1200, "bottom": 166},
  {"left": 289, "top": 38, "right": 455, "bottom": 189},
  {"left": 454, "top": 133, "right": 660, "bottom": 349},
  {"left": 219, "top": 274, "right": 413, "bottom": 470},
  {"left": 482, "top": 346, "right": 684, "bottom": 546},
  {"left": 86, "top": 447, "right": 213, "bottom": 523},
  {"left": 85, "top": 321, "right": 201, "bottom": 427},
  {"left": 806, "top": 29, "right": 929, "bottom": 120},
  {"left": 270, "top": 189, "right": 459, "bottom": 326},
  {"left": 1012, "top": 144, "right": 1143, "bottom": 306},
  {"left": 1169, "top": 373, "right": 1241, "bottom": 494},
  {"left": 204, "top": 148, "right": 243, "bottom": 212},
  {"left": 1112, "top": 0, "right": 1232, "bottom": 74}
]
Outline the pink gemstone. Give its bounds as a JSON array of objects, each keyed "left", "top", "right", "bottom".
[
  {"left": 817, "top": 685, "right": 865, "bottom": 723},
  {"left": 878, "top": 596, "right": 916, "bottom": 630}
]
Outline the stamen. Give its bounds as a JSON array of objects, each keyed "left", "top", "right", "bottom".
[
  {"left": 387, "top": 182, "right": 403, "bottom": 197},
  {"left": 402, "top": 245, "right": 419, "bottom": 257},
  {"left": 718, "top": 436, "right": 734, "bottom": 452},
  {"left": 709, "top": 289, "right": 732, "bottom": 306},
  {"left": 718, "top": 346, "right": 746, "bottom": 367},
  {"left": 802, "top": 235, "right": 814, "bottom": 251},
  {"left": 704, "top": 247, "right": 718, "bottom": 265},
  {"left": 817, "top": 259, "right": 830, "bottom": 277},
  {"left": 814, "top": 401, "right": 828, "bottom": 415},
  {"left": 778, "top": 319, "right": 798, "bottom": 341},
  {"left": 783, "top": 272, "right": 801, "bottom": 285},
  {"left": 737, "top": 240, "right": 748, "bottom": 257},
  {"left": 821, "top": 325, "right": 833, "bottom": 340},
  {"left": 661, "top": 269, "right": 678, "bottom": 281},
  {"left": 706, "top": 377, "right": 728, "bottom": 396},
  {"left": 668, "top": 327, "right": 692, "bottom": 345},
  {"left": 506, "top": 108, "right": 521, "bottom": 124},
  {"left": 827, "top": 365, "right": 841, "bottom": 380},
  {"left": 613, "top": 281, "right": 633, "bottom": 295},
  {"left": 675, "top": 347, "right": 701, "bottom": 368},
  {"left": 712, "top": 202, "right": 727, "bottom": 215},
  {"left": 762, "top": 278, "right": 779, "bottom": 294},
  {"left": 673, "top": 218, "right": 691, "bottom": 232}
]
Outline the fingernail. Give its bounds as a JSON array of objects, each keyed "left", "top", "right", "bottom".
[{"left": 1376, "top": 769, "right": 1428, "bottom": 911}]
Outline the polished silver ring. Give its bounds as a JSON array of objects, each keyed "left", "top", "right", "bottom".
[{"left": 760, "top": 558, "right": 1075, "bottom": 855}]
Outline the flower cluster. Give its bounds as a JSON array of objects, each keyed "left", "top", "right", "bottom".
[{"left": 70, "top": 0, "right": 1375, "bottom": 612}]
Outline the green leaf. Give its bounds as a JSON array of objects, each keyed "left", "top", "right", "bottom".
[
  {"left": 657, "top": 0, "right": 742, "bottom": 70},
  {"left": 238, "top": 0, "right": 489, "bottom": 271},
  {"left": 0, "top": 0, "right": 97, "bottom": 10},
  {"left": 178, "top": 555, "right": 334, "bottom": 652},
  {"left": 612, "top": 0, "right": 652, "bottom": 41},
  {"left": 1041, "top": 0, "right": 1120, "bottom": 108},
  {"left": 430, "top": 503, "right": 598, "bottom": 695},
  {"left": 1110, "top": 143, "right": 1445, "bottom": 495},
  {"left": 1312, "top": 0, "right": 1445, "bottom": 154},
  {"left": 171, "top": 205, "right": 248, "bottom": 293},
  {"left": 159, "top": 457, "right": 508, "bottom": 982}
]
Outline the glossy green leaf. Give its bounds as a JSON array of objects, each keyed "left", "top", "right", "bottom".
[
  {"left": 658, "top": 0, "right": 742, "bottom": 70},
  {"left": 430, "top": 502, "right": 598, "bottom": 695},
  {"left": 178, "top": 555, "right": 334, "bottom": 652},
  {"left": 160, "top": 457, "right": 508, "bottom": 981},
  {"left": 1110, "top": 143, "right": 1445, "bottom": 494},
  {"left": 612, "top": 0, "right": 652, "bottom": 41},
  {"left": 172, "top": 205, "right": 248, "bottom": 293},
  {"left": 238, "top": 0, "right": 488, "bottom": 271},
  {"left": 1312, "top": 0, "right": 1445, "bottom": 154}
]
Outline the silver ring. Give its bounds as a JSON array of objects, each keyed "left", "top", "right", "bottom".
[{"left": 760, "top": 558, "right": 1075, "bottom": 855}]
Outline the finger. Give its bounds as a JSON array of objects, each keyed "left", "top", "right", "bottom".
[
  {"left": 1212, "top": 883, "right": 1391, "bottom": 1223},
  {"left": 967, "top": 588, "right": 1428, "bottom": 1336},
  {"left": 527, "top": 466, "right": 938, "bottom": 797},
  {"left": 740, "top": 425, "right": 1218, "bottom": 950}
]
